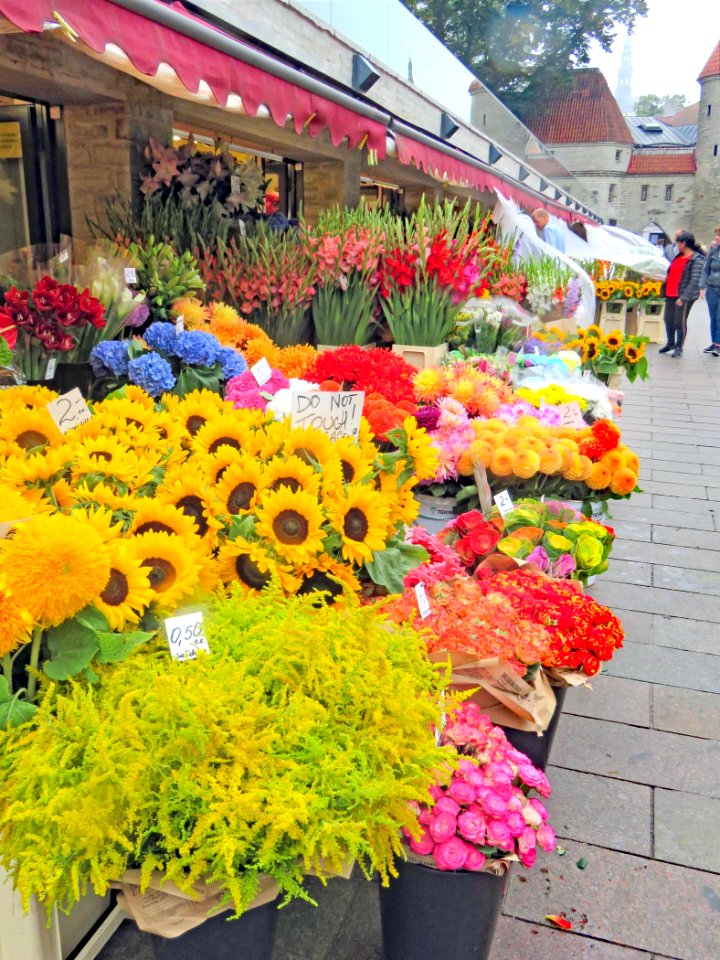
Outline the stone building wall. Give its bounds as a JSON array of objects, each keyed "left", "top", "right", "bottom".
[
  {"left": 693, "top": 75, "right": 720, "bottom": 244},
  {"left": 622, "top": 175, "right": 695, "bottom": 238}
]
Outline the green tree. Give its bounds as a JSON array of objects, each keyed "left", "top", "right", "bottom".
[
  {"left": 634, "top": 94, "right": 665, "bottom": 116},
  {"left": 403, "top": 0, "right": 648, "bottom": 113}
]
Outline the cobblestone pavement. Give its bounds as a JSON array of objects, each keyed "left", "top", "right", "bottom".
[{"left": 100, "top": 306, "right": 720, "bottom": 960}]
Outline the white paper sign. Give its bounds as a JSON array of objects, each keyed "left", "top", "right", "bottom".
[
  {"left": 250, "top": 356, "right": 272, "bottom": 387},
  {"left": 494, "top": 490, "right": 514, "bottom": 517},
  {"left": 164, "top": 611, "right": 210, "bottom": 662},
  {"left": 555, "top": 401, "right": 585, "bottom": 429},
  {"left": 58, "top": 249, "right": 69, "bottom": 264},
  {"left": 230, "top": 174, "right": 241, "bottom": 194},
  {"left": 290, "top": 390, "right": 364, "bottom": 442},
  {"left": 0, "top": 518, "right": 29, "bottom": 539},
  {"left": 45, "top": 356, "right": 57, "bottom": 379},
  {"left": 175, "top": 314, "right": 185, "bottom": 335},
  {"left": 415, "top": 583, "right": 431, "bottom": 620},
  {"left": 47, "top": 388, "right": 92, "bottom": 434},
  {"left": 124, "top": 267, "right": 137, "bottom": 285}
]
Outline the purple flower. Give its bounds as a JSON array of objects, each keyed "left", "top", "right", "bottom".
[
  {"left": 415, "top": 406, "right": 441, "bottom": 431},
  {"left": 552, "top": 553, "right": 576, "bottom": 578},
  {"left": 526, "top": 546, "right": 550, "bottom": 571}
]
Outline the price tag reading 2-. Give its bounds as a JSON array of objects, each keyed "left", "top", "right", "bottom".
[
  {"left": 164, "top": 611, "right": 210, "bottom": 662},
  {"left": 494, "top": 490, "right": 514, "bottom": 517},
  {"left": 250, "top": 356, "right": 272, "bottom": 386},
  {"left": 47, "top": 388, "right": 92, "bottom": 434},
  {"left": 415, "top": 583, "right": 431, "bottom": 620}
]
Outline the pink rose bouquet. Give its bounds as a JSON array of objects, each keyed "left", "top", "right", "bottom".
[{"left": 403, "top": 702, "right": 556, "bottom": 871}]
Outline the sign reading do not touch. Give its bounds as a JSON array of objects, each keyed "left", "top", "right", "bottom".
[{"left": 290, "top": 391, "right": 364, "bottom": 443}]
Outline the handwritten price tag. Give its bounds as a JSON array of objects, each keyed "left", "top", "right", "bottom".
[
  {"left": 58, "top": 249, "right": 69, "bottom": 264},
  {"left": 0, "top": 518, "right": 29, "bottom": 539},
  {"left": 415, "top": 583, "right": 431, "bottom": 620},
  {"left": 494, "top": 490, "right": 514, "bottom": 517},
  {"left": 124, "top": 267, "right": 137, "bottom": 284},
  {"left": 47, "top": 388, "right": 92, "bottom": 434},
  {"left": 164, "top": 611, "right": 210, "bottom": 662},
  {"left": 231, "top": 174, "right": 241, "bottom": 194},
  {"left": 250, "top": 356, "right": 272, "bottom": 387},
  {"left": 290, "top": 390, "right": 364, "bottom": 442},
  {"left": 555, "top": 401, "right": 585, "bottom": 429},
  {"left": 45, "top": 356, "right": 57, "bottom": 379},
  {"left": 175, "top": 314, "right": 185, "bottom": 335}
]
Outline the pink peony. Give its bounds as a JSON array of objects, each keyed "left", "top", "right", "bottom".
[
  {"left": 486, "top": 819, "right": 514, "bottom": 850},
  {"left": 409, "top": 830, "right": 435, "bottom": 856},
  {"left": 457, "top": 811, "right": 487, "bottom": 843},
  {"left": 536, "top": 824, "right": 557, "bottom": 852},
  {"left": 429, "top": 811, "right": 457, "bottom": 843},
  {"left": 464, "top": 848, "right": 487, "bottom": 872},
  {"left": 435, "top": 796, "right": 461, "bottom": 816},
  {"left": 479, "top": 790, "right": 507, "bottom": 819},
  {"left": 433, "top": 837, "right": 471, "bottom": 871},
  {"left": 519, "top": 847, "right": 537, "bottom": 868},
  {"left": 505, "top": 811, "right": 526, "bottom": 837},
  {"left": 448, "top": 779, "right": 476, "bottom": 805}
]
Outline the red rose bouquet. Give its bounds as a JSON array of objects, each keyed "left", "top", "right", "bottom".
[{"left": 441, "top": 510, "right": 503, "bottom": 570}]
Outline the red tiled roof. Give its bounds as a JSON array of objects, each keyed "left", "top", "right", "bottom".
[
  {"left": 661, "top": 103, "right": 699, "bottom": 126},
  {"left": 626, "top": 151, "right": 697, "bottom": 174},
  {"left": 699, "top": 41, "right": 720, "bottom": 80},
  {"left": 522, "top": 69, "right": 633, "bottom": 145}
]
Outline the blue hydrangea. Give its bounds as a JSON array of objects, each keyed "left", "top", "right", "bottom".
[
  {"left": 144, "top": 322, "right": 179, "bottom": 356},
  {"left": 128, "top": 352, "right": 176, "bottom": 397},
  {"left": 218, "top": 347, "right": 247, "bottom": 380},
  {"left": 175, "top": 330, "right": 222, "bottom": 367},
  {"left": 90, "top": 340, "right": 130, "bottom": 378}
]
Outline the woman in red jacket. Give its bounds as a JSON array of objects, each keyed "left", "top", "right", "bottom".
[{"left": 660, "top": 232, "right": 706, "bottom": 357}]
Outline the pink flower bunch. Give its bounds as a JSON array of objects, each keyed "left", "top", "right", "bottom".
[
  {"left": 225, "top": 368, "right": 289, "bottom": 410},
  {"left": 494, "top": 400, "right": 562, "bottom": 427},
  {"left": 428, "top": 398, "right": 476, "bottom": 483},
  {"left": 404, "top": 703, "right": 555, "bottom": 871},
  {"left": 312, "top": 227, "right": 383, "bottom": 286},
  {"left": 403, "top": 526, "right": 467, "bottom": 588}
]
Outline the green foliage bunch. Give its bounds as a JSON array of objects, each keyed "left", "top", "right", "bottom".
[
  {"left": 126, "top": 236, "right": 205, "bottom": 322},
  {"left": 0, "top": 584, "right": 453, "bottom": 917}
]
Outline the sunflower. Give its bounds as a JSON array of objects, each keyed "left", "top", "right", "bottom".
[
  {"left": 0, "top": 513, "right": 111, "bottom": 627},
  {"left": 95, "top": 541, "right": 155, "bottom": 631},
  {"left": 0, "top": 586, "right": 32, "bottom": 656},
  {"left": 70, "top": 481, "right": 137, "bottom": 514},
  {"left": 575, "top": 328, "right": 587, "bottom": 341},
  {"left": 164, "top": 390, "right": 228, "bottom": 439},
  {"left": 402, "top": 417, "right": 439, "bottom": 481},
  {"left": 68, "top": 436, "right": 143, "bottom": 485},
  {"left": 192, "top": 415, "right": 253, "bottom": 457},
  {"left": 283, "top": 426, "right": 335, "bottom": 468},
  {"left": 91, "top": 397, "right": 156, "bottom": 433},
  {"left": 155, "top": 472, "right": 222, "bottom": 546},
  {"left": 392, "top": 476, "right": 420, "bottom": 525},
  {"left": 586, "top": 324, "right": 603, "bottom": 339},
  {"left": 255, "top": 487, "right": 326, "bottom": 565},
  {"left": 79, "top": 505, "right": 125, "bottom": 543},
  {"left": 0, "top": 485, "right": 37, "bottom": 523},
  {"left": 215, "top": 457, "right": 265, "bottom": 515},
  {"left": 262, "top": 454, "right": 321, "bottom": 496},
  {"left": 129, "top": 500, "right": 200, "bottom": 540},
  {"left": 0, "top": 384, "right": 57, "bottom": 411},
  {"left": 603, "top": 330, "right": 624, "bottom": 350},
  {"left": 131, "top": 531, "right": 203, "bottom": 610},
  {"left": 294, "top": 554, "right": 360, "bottom": 603},
  {"left": 624, "top": 343, "right": 643, "bottom": 363},
  {"left": 216, "top": 537, "right": 299, "bottom": 595},
  {"left": 0, "top": 407, "right": 61, "bottom": 451},
  {"left": 330, "top": 483, "right": 390, "bottom": 566},
  {"left": 332, "top": 436, "right": 376, "bottom": 486},
  {"left": 583, "top": 338, "right": 601, "bottom": 362},
  {"left": 123, "top": 385, "right": 156, "bottom": 408}
]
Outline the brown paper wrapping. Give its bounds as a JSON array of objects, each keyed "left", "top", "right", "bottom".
[
  {"left": 547, "top": 666, "right": 592, "bottom": 688},
  {"left": 402, "top": 847, "right": 516, "bottom": 876}
]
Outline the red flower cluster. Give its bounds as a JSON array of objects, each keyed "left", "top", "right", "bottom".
[
  {"left": 441, "top": 510, "right": 503, "bottom": 568},
  {"left": 307, "top": 345, "right": 417, "bottom": 404},
  {"left": 578, "top": 419, "right": 621, "bottom": 461},
  {"left": 363, "top": 391, "right": 417, "bottom": 440},
  {"left": 378, "top": 246, "right": 418, "bottom": 297},
  {"left": 476, "top": 568, "right": 624, "bottom": 676},
  {"left": 0, "top": 277, "right": 105, "bottom": 354}
]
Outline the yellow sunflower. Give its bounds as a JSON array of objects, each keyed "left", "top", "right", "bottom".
[
  {"left": 215, "top": 457, "right": 265, "bottom": 515},
  {"left": 78, "top": 505, "right": 125, "bottom": 543},
  {"left": 402, "top": 417, "right": 439, "bottom": 481},
  {"left": 129, "top": 500, "right": 200, "bottom": 541},
  {"left": 603, "top": 330, "right": 624, "bottom": 350},
  {"left": 255, "top": 487, "right": 326, "bottom": 565},
  {"left": 575, "top": 328, "right": 587, "bottom": 341},
  {"left": 0, "top": 407, "right": 61, "bottom": 451},
  {"left": 200, "top": 446, "right": 245, "bottom": 485},
  {"left": 131, "top": 531, "right": 203, "bottom": 610},
  {"left": 283, "top": 426, "right": 335, "bottom": 468},
  {"left": 293, "top": 554, "right": 360, "bottom": 602},
  {"left": 0, "top": 586, "right": 33, "bottom": 656},
  {"left": 156, "top": 472, "right": 222, "bottom": 544},
  {"left": 586, "top": 324, "right": 603, "bottom": 339},
  {"left": 0, "top": 384, "right": 57, "bottom": 411},
  {"left": 332, "top": 436, "right": 376, "bottom": 485},
  {"left": 95, "top": 541, "right": 155, "bottom": 631},
  {"left": 0, "top": 513, "right": 111, "bottom": 627},
  {"left": 192, "top": 415, "right": 254, "bottom": 458},
  {"left": 392, "top": 476, "right": 420, "bottom": 525},
  {"left": 583, "top": 337, "right": 601, "bottom": 362},
  {"left": 330, "top": 483, "right": 390, "bottom": 566},
  {"left": 262, "top": 454, "right": 321, "bottom": 496},
  {"left": 624, "top": 343, "right": 644, "bottom": 363},
  {"left": 68, "top": 436, "right": 143, "bottom": 485},
  {"left": 163, "top": 390, "right": 229, "bottom": 439},
  {"left": 0, "top": 485, "right": 38, "bottom": 523},
  {"left": 216, "top": 537, "right": 299, "bottom": 595},
  {"left": 70, "top": 481, "right": 137, "bottom": 514}
]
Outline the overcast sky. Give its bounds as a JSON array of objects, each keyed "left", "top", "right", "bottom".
[{"left": 589, "top": 0, "right": 720, "bottom": 108}]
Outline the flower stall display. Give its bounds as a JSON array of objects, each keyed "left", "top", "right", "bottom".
[
  {"left": 539, "top": 325, "right": 649, "bottom": 384},
  {"left": 0, "top": 586, "right": 451, "bottom": 931},
  {"left": 520, "top": 257, "right": 583, "bottom": 323},
  {"left": 448, "top": 297, "right": 535, "bottom": 354},
  {"left": 124, "top": 237, "right": 205, "bottom": 323},
  {"left": 594, "top": 277, "right": 663, "bottom": 304},
  {"left": 380, "top": 702, "right": 555, "bottom": 960}
]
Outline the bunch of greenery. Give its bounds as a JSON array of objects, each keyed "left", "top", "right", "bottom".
[
  {"left": 126, "top": 236, "right": 205, "bottom": 322},
  {"left": 0, "top": 585, "right": 453, "bottom": 918}
]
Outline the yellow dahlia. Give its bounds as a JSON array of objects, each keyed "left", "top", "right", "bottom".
[
  {"left": 490, "top": 447, "right": 516, "bottom": 478},
  {"left": 95, "top": 541, "right": 155, "bottom": 631},
  {"left": 610, "top": 467, "right": 638, "bottom": 496},
  {"left": 172, "top": 297, "right": 208, "bottom": 329},
  {"left": 275, "top": 344, "right": 318, "bottom": 379},
  {"left": 586, "top": 462, "right": 612, "bottom": 491},
  {"left": 0, "top": 586, "right": 32, "bottom": 656},
  {"left": 255, "top": 487, "right": 326, "bottom": 565},
  {"left": 413, "top": 368, "right": 447, "bottom": 403},
  {"left": 512, "top": 449, "right": 541, "bottom": 479},
  {"left": 330, "top": 483, "right": 390, "bottom": 565}
]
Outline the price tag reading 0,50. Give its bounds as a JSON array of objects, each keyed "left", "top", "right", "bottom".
[{"left": 164, "top": 611, "right": 210, "bottom": 662}]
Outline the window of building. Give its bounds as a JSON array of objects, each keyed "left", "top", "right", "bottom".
[
  {"left": 715, "top": 145, "right": 718, "bottom": 157},
  {"left": 640, "top": 185, "right": 648, "bottom": 201},
  {"left": 708, "top": 104, "right": 712, "bottom": 117},
  {"left": 615, "top": 149, "right": 622, "bottom": 162},
  {"left": 608, "top": 218, "right": 618, "bottom": 226},
  {"left": 608, "top": 184, "right": 616, "bottom": 202},
  {"left": 665, "top": 184, "right": 673, "bottom": 201}
]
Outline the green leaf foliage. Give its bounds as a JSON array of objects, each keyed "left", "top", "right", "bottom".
[
  {"left": 365, "top": 541, "right": 430, "bottom": 594},
  {"left": 0, "top": 677, "right": 38, "bottom": 730},
  {"left": 0, "top": 585, "right": 454, "bottom": 918}
]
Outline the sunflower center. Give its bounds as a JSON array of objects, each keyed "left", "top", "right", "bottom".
[
  {"left": 294, "top": 446, "right": 318, "bottom": 466},
  {"left": 101, "top": 568, "right": 130, "bottom": 606},
  {"left": 235, "top": 553, "right": 271, "bottom": 590},
  {"left": 270, "top": 477, "right": 301, "bottom": 493},
  {"left": 298, "top": 571, "right": 342, "bottom": 603},
  {"left": 209, "top": 437, "right": 241, "bottom": 455},
  {"left": 186, "top": 414, "right": 207, "bottom": 436},
  {"left": 273, "top": 509, "right": 309, "bottom": 545},
  {"left": 227, "top": 482, "right": 256, "bottom": 513},
  {"left": 127, "top": 419, "right": 144, "bottom": 429},
  {"left": 135, "top": 520, "right": 174, "bottom": 536},
  {"left": 176, "top": 495, "right": 209, "bottom": 537},
  {"left": 344, "top": 507, "right": 369, "bottom": 542},
  {"left": 16, "top": 430, "right": 49, "bottom": 450},
  {"left": 141, "top": 557, "right": 177, "bottom": 592},
  {"left": 341, "top": 460, "right": 354, "bottom": 484},
  {"left": 93, "top": 451, "right": 113, "bottom": 463}
]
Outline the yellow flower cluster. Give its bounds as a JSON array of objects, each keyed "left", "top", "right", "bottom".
[
  {"left": 173, "top": 298, "right": 317, "bottom": 378},
  {"left": 465, "top": 416, "right": 640, "bottom": 495},
  {"left": 515, "top": 384, "right": 588, "bottom": 411},
  {"left": 541, "top": 326, "right": 647, "bottom": 367},
  {"left": 0, "top": 385, "right": 437, "bottom": 656},
  {"left": 413, "top": 361, "right": 513, "bottom": 417},
  {"left": 594, "top": 279, "right": 662, "bottom": 301}
]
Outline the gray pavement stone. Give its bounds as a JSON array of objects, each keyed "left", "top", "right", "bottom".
[
  {"left": 651, "top": 469, "right": 704, "bottom": 484},
  {"left": 652, "top": 564, "right": 720, "bottom": 595},
  {"left": 607, "top": 609, "right": 653, "bottom": 646},
  {"left": 589, "top": 580, "right": 720, "bottom": 621},
  {"left": 654, "top": 789, "right": 720, "bottom": 873},
  {"left": 653, "top": 686, "right": 720, "bottom": 741},
  {"left": 489, "top": 917, "right": 653, "bottom": 959},
  {"left": 600, "top": 560, "right": 652, "bottom": 587},
  {"left": 610, "top": 506, "right": 716, "bottom": 531},
  {"left": 652, "top": 525, "right": 720, "bottom": 551},
  {"left": 613, "top": 539, "right": 720, "bottom": 573},
  {"left": 608, "top": 520, "right": 653, "bottom": 543},
  {"left": 651, "top": 615, "right": 718, "bottom": 655},
  {"left": 564, "top": 675, "right": 651, "bottom": 727},
  {"left": 642, "top": 480, "right": 708, "bottom": 499},
  {"left": 551, "top": 714, "right": 720, "bottom": 796},
  {"left": 652, "top": 495, "right": 717, "bottom": 516},
  {"left": 544, "top": 767, "right": 652, "bottom": 856},
  {"left": 503, "top": 840, "right": 720, "bottom": 959},
  {"left": 96, "top": 921, "right": 152, "bottom": 960},
  {"left": 701, "top": 463, "right": 720, "bottom": 478},
  {"left": 605, "top": 641, "right": 720, "bottom": 694}
]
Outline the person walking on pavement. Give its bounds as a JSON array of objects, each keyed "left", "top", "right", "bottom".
[
  {"left": 699, "top": 227, "right": 720, "bottom": 356},
  {"left": 664, "top": 229, "right": 682, "bottom": 261},
  {"left": 659, "top": 232, "right": 706, "bottom": 357}
]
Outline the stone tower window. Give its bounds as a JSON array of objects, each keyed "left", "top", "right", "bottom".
[
  {"left": 708, "top": 104, "right": 712, "bottom": 117},
  {"left": 640, "top": 185, "right": 648, "bottom": 201},
  {"left": 608, "top": 184, "right": 617, "bottom": 202},
  {"left": 665, "top": 185, "right": 673, "bottom": 201}
]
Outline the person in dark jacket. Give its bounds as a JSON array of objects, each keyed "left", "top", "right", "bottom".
[
  {"left": 699, "top": 227, "right": 720, "bottom": 356},
  {"left": 660, "top": 232, "right": 706, "bottom": 358}
]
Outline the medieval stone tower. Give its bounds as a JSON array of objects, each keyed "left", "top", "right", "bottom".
[{"left": 692, "top": 41, "right": 720, "bottom": 244}]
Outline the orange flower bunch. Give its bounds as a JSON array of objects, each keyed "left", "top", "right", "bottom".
[
  {"left": 413, "top": 361, "right": 513, "bottom": 418},
  {"left": 468, "top": 416, "right": 639, "bottom": 499}
]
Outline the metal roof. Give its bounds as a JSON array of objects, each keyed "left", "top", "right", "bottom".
[{"left": 625, "top": 116, "right": 697, "bottom": 147}]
